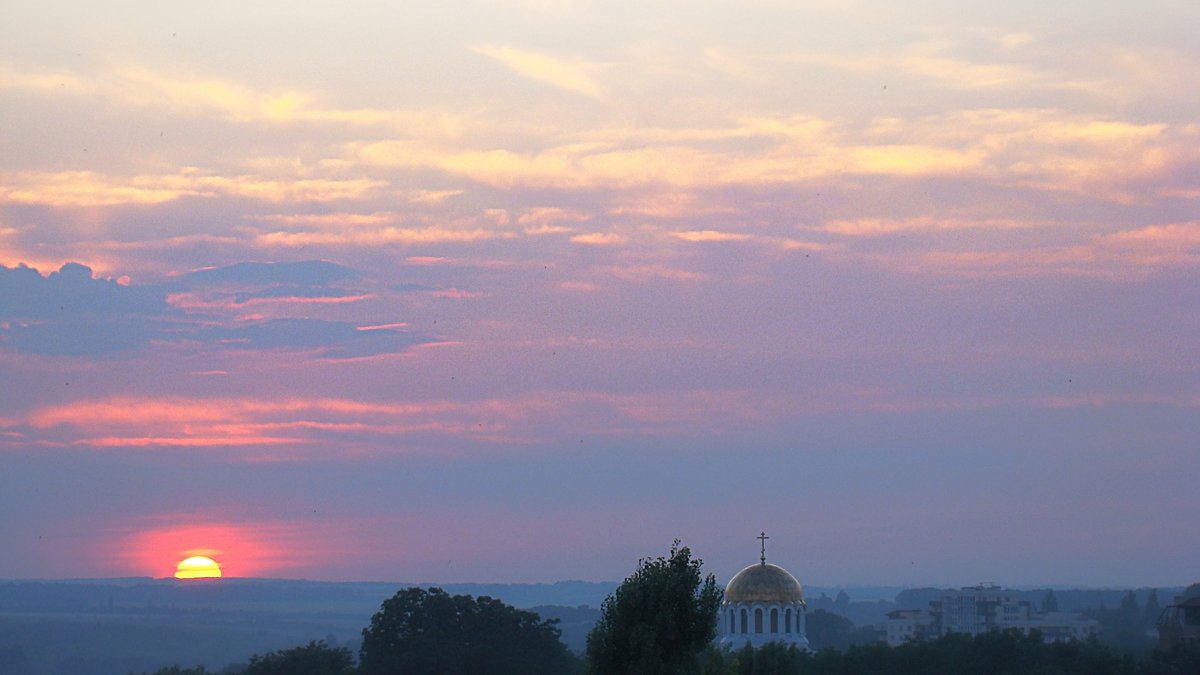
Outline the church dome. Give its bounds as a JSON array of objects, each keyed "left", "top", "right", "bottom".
[{"left": 724, "top": 562, "right": 804, "bottom": 604}]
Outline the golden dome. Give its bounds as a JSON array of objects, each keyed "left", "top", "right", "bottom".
[{"left": 724, "top": 562, "right": 804, "bottom": 604}]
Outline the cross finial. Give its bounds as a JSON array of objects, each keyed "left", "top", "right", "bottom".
[{"left": 758, "top": 531, "right": 769, "bottom": 565}]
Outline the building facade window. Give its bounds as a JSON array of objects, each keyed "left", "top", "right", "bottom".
[
  {"left": 755, "top": 608, "right": 763, "bottom": 633},
  {"left": 771, "top": 608, "right": 779, "bottom": 633},
  {"left": 785, "top": 608, "right": 792, "bottom": 633},
  {"left": 741, "top": 608, "right": 748, "bottom": 634}
]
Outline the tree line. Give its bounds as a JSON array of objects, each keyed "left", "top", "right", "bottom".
[
  {"left": 697, "top": 632, "right": 1200, "bottom": 675},
  {"left": 135, "top": 543, "right": 1199, "bottom": 675}
]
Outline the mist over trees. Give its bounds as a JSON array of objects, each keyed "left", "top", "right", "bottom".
[{"left": 3, "top": 570, "right": 1197, "bottom": 674}]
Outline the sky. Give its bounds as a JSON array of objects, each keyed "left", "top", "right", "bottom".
[{"left": 1, "top": 0, "right": 1197, "bottom": 588}]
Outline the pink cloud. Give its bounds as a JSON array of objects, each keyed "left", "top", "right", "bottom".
[
  {"left": 22, "top": 384, "right": 1178, "bottom": 461},
  {"left": 597, "top": 263, "right": 703, "bottom": 283},
  {"left": 357, "top": 322, "right": 409, "bottom": 331},
  {"left": 888, "top": 221, "right": 1200, "bottom": 278}
]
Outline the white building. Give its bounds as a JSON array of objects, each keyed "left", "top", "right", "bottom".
[
  {"left": 940, "top": 585, "right": 1027, "bottom": 636},
  {"left": 718, "top": 533, "right": 810, "bottom": 651},
  {"left": 886, "top": 585, "right": 1098, "bottom": 646},
  {"left": 1015, "top": 612, "right": 1101, "bottom": 642},
  {"left": 885, "top": 609, "right": 938, "bottom": 646}
]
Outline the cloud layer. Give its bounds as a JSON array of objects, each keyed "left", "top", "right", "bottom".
[{"left": 0, "top": 0, "right": 1197, "bottom": 585}]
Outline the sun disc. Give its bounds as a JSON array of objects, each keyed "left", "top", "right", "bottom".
[{"left": 175, "top": 555, "right": 222, "bottom": 579}]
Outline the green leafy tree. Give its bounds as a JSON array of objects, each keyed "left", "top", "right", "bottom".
[
  {"left": 742, "top": 642, "right": 803, "bottom": 675},
  {"left": 585, "top": 541, "right": 722, "bottom": 675},
  {"left": 697, "top": 645, "right": 739, "bottom": 675},
  {"left": 243, "top": 640, "right": 354, "bottom": 675},
  {"left": 735, "top": 644, "right": 756, "bottom": 674},
  {"left": 359, "top": 586, "right": 580, "bottom": 675}
]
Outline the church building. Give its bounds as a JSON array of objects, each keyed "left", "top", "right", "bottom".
[{"left": 719, "top": 532, "right": 810, "bottom": 650}]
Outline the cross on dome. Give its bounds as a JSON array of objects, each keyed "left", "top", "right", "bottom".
[{"left": 720, "top": 532, "right": 808, "bottom": 651}]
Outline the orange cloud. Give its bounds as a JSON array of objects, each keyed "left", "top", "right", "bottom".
[
  {"left": 0, "top": 170, "right": 382, "bottom": 208},
  {"left": 473, "top": 45, "right": 607, "bottom": 99},
  {"left": 252, "top": 212, "right": 396, "bottom": 227},
  {"left": 0, "top": 171, "right": 197, "bottom": 207},
  {"left": 570, "top": 232, "right": 627, "bottom": 246},
  {"left": 670, "top": 230, "right": 752, "bottom": 242},
  {"left": 0, "top": 64, "right": 95, "bottom": 94},
  {"left": 4, "top": 63, "right": 473, "bottom": 137},
  {"left": 336, "top": 102, "right": 1194, "bottom": 202}
]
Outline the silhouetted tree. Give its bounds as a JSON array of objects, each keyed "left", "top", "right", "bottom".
[
  {"left": 1042, "top": 590, "right": 1060, "bottom": 613},
  {"left": 833, "top": 591, "right": 851, "bottom": 611},
  {"left": 585, "top": 541, "right": 722, "bottom": 675},
  {"left": 1120, "top": 592, "right": 1141, "bottom": 625},
  {"left": 1144, "top": 589, "right": 1161, "bottom": 626},
  {"left": 243, "top": 640, "right": 353, "bottom": 675},
  {"left": 359, "top": 587, "right": 579, "bottom": 675},
  {"left": 1094, "top": 591, "right": 1156, "bottom": 656}
]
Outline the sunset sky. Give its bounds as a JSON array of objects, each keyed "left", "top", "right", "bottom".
[{"left": 1, "top": 1, "right": 1197, "bottom": 587}]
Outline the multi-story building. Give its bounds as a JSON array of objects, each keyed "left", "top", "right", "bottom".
[
  {"left": 885, "top": 609, "right": 939, "bottom": 646},
  {"left": 940, "top": 585, "right": 1028, "bottom": 636},
  {"left": 885, "top": 585, "right": 1098, "bottom": 646}
]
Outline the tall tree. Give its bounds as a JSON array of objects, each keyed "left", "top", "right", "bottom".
[
  {"left": 1144, "top": 589, "right": 1161, "bottom": 626},
  {"left": 359, "top": 587, "right": 580, "bottom": 675},
  {"left": 585, "top": 541, "right": 722, "bottom": 675},
  {"left": 1041, "top": 590, "right": 1059, "bottom": 613},
  {"left": 1118, "top": 591, "right": 1141, "bottom": 632}
]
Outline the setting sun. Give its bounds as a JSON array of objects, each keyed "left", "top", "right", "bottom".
[{"left": 175, "top": 555, "right": 222, "bottom": 579}]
